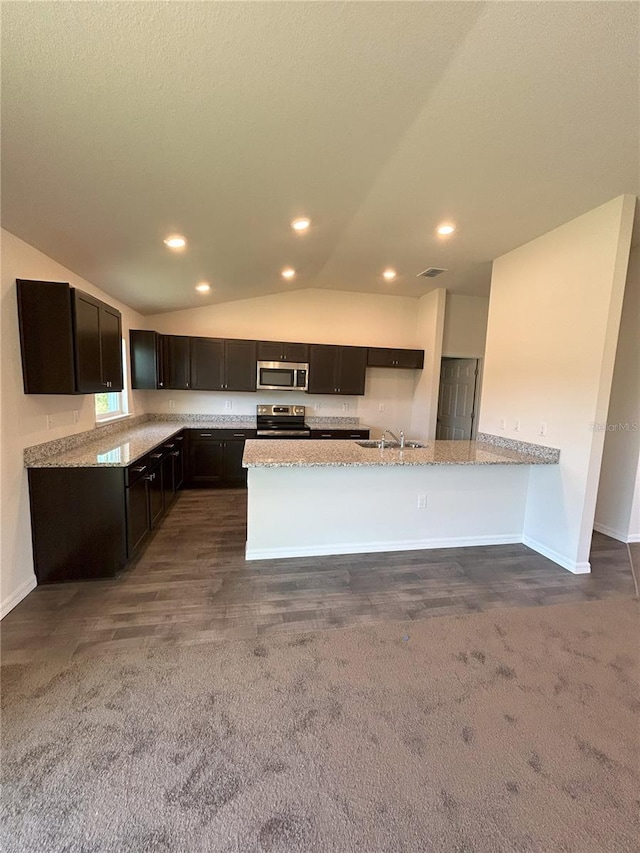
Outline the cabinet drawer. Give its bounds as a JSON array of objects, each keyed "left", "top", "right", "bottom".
[
  {"left": 310, "top": 429, "right": 370, "bottom": 440},
  {"left": 187, "top": 429, "right": 256, "bottom": 440}
]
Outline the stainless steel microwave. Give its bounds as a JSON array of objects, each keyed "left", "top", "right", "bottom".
[{"left": 256, "top": 361, "right": 309, "bottom": 391}]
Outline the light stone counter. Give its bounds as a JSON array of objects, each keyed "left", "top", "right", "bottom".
[
  {"left": 243, "top": 438, "right": 559, "bottom": 469},
  {"left": 244, "top": 435, "right": 560, "bottom": 562},
  {"left": 24, "top": 419, "right": 256, "bottom": 468}
]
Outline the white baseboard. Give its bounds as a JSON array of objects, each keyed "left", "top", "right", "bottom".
[
  {"left": 246, "top": 533, "right": 523, "bottom": 561},
  {"left": 1, "top": 575, "right": 37, "bottom": 620},
  {"left": 522, "top": 535, "right": 591, "bottom": 574},
  {"left": 628, "top": 533, "right": 640, "bottom": 543},
  {"left": 593, "top": 521, "right": 628, "bottom": 543}
]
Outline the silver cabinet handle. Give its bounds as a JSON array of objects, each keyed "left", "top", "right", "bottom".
[
  {"left": 132, "top": 465, "right": 147, "bottom": 473},
  {"left": 172, "top": 451, "right": 180, "bottom": 457},
  {"left": 158, "top": 381, "right": 163, "bottom": 387},
  {"left": 199, "top": 433, "right": 213, "bottom": 437},
  {"left": 175, "top": 436, "right": 184, "bottom": 441},
  {"left": 164, "top": 443, "right": 175, "bottom": 449},
  {"left": 150, "top": 453, "right": 162, "bottom": 459},
  {"left": 321, "top": 434, "right": 331, "bottom": 438},
  {"left": 233, "top": 433, "right": 245, "bottom": 438}
]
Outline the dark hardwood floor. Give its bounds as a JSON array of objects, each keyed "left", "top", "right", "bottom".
[{"left": 1, "top": 489, "right": 637, "bottom": 663}]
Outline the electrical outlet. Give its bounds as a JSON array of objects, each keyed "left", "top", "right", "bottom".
[
  {"left": 539, "top": 422, "right": 547, "bottom": 437},
  {"left": 378, "top": 403, "right": 385, "bottom": 412},
  {"left": 225, "top": 400, "right": 232, "bottom": 410},
  {"left": 417, "top": 494, "right": 427, "bottom": 509},
  {"left": 46, "top": 414, "right": 53, "bottom": 430},
  {"left": 342, "top": 402, "right": 350, "bottom": 411},
  {"left": 168, "top": 399, "right": 175, "bottom": 409},
  {"left": 514, "top": 419, "right": 520, "bottom": 432},
  {"left": 316, "top": 402, "right": 322, "bottom": 411},
  {"left": 499, "top": 418, "right": 506, "bottom": 431},
  {"left": 72, "top": 410, "right": 79, "bottom": 424}
]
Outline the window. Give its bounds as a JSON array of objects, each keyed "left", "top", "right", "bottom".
[{"left": 95, "top": 340, "right": 129, "bottom": 422}]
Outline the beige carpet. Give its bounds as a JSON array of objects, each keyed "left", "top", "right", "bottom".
[{"left": 2, "top": 597, "right": 639, "bottom": 852}]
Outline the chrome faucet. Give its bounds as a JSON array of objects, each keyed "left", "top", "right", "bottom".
[{"left": 381, "top": 429, "right": 405, "bottom": 449}]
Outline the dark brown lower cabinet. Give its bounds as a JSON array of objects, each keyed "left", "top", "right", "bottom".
[
  {"left": 28, "top": 467, "right": 128, "bottom": 583},
  {"left": 28, "top": 433, "right": 190, "bottom": 583},
  {"left": 185, "top": 429, "right": 256, "bottom": 487},
  {"left": 125, "top": 474, "right": 152, "bottom": 556},
  {"left": 310, "top": 429, "right": 370, "bottom": 440}
]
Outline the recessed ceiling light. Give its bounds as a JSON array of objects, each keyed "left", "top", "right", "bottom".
[
  {"left": 164, "top": 235, "right": 187, "bottom": 249},
  {"left": 195, "top": 282, "right": 210, "bottom": 293},
  {"left": 382, "top": 269, "right": 397, "bottom": 281},
  {"left": 281, "top": 267, "right": 296, "bottom": 279},
  {"left": 436, "top": 223, "right": 455, "bottom": 236},
  {"left": 291, "top": 217, "right": 311, "bottom": 232}
]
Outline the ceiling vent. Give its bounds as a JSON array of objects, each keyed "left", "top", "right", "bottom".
[{"left": 417, "top": 267, "right": 448, "bottom": 278}]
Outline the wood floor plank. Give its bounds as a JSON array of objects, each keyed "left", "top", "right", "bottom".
[{"left": 1, "top": 488, "right": 636, "bottom": 661}]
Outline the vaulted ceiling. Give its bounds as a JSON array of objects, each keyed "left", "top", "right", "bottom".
[{"left": 2, "top": 2, "right": 638, "bottom": 314}]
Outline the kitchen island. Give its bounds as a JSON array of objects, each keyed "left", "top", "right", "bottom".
[{"left": 243, "top": 436, "right": 560, "bottom": 562}]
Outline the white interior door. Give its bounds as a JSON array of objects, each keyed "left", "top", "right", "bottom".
[{"left": 436, "top": 358, "right": 478, "bottom": 440}]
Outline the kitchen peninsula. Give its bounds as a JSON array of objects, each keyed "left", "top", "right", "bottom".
[{"left": 243, "top": 436, "right": 560, "bottom": 561}]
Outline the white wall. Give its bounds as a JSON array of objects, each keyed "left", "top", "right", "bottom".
[
  {"left": 442, "top": 293, "right": 489, "bottom": 358},
  {"left": 0, "top": 229, "right": 146, "bottom": 616},
  {"left": 144, "top": 288, "right": 426, "bottom": 438},
  {"left": 594, "top": 245, "right": 640, "bottom": 542},
  {"left": 246, "top": 463, "right": 529, "bottom": 559},
  {"left": 409, "top": 289, "right": 446, "bottom": 440},
  {"left": 479, "top": 195, "right": 636, "bottom": 572}
]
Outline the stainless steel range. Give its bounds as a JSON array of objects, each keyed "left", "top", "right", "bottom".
[{"left": 256, "top": 404, "right": 310, "bottom": 438}]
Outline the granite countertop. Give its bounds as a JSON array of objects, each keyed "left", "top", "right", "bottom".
[
  {"left": 24, "top": 415, "right": 371, "bottom": 469},
  {"left": 24, "top": 419, "right": 257, "bottom": 469},
  {"left": 242, "top": 438, "right": 559, "bottom": 468}
]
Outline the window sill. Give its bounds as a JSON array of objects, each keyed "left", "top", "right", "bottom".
[{"left": 95, "top": 413, "right": 132, "bottom": 426}]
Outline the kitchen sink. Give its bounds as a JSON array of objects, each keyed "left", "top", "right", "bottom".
[{"left": 355, "top": 439, "right": 425, "bottom": 449}]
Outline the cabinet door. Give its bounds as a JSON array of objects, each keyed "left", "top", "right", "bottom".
[
  {"left": 17, "top": 279, "right": 77, "bottom": 394},
  {"left": 172, "top": 445, "right": 185, "bottom": 490},
  {"left": 190, "top": 337, "right": 224, "bottom": 390},
  {"left": 130, "top": 330, "right": 161, "bottom": 389},
  {"left": 337, "top": 347, "right": 367, "bottom": 395},
  {"left": 148, "top": 464, "right": 164, "bottom": 527},
  {"left": 161, "top": 453, "right": 175, "bottom": 509},
  {"left": 283, "top": 342, "right": 309, "bottom": 362},
  {"left": 308, "top": 345, "right": 339, "bottom": 394},
  {"left": 162, "top": 335, "right": 191, "bottom": 389},
  {"left": 224, "top": 339, "right": 257, "bottom": 391},
  {"left": 73, "top": 291, "right": 103, "bottom": 393},
  {"left": 222, "top": 440, "right": 247, "bottom": 486},
  {"left": 173, "top": 434, "right": 186, "bottom": 489},
  {"left": 100, "top": 306, "right": 123, "bottom": 390},
  {"left": 126, "top": 476, "right": 150, "bottom": 557},
  {"left": 257, "top": 341, "right": 284, "bottom": 361},
  {"left": 188, "top": 438, "right": 226, "bottom": 485},
  {"left": 367, "top": 347, "right": 396, "bottom": 368}
]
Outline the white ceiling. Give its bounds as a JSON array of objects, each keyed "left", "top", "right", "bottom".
[{"left": 2, "top": 1, "right": 638, "bottom": 315}]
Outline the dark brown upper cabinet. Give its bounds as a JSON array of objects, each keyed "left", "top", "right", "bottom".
[
  {"left": 130, "top": 330, "right": 164, "bottom": 389},
  {"left": 308, "top": 345, "right": 367, "bottom": 395},
  {"left": 190, "top": 337, "right": 224, "bottom": 390},
  {"left": 257, "top": 341, "right": 309, "bottom": 362},
  {"left": 161, "top": 335, "right": 191, "bottom": 389},
  {"left": 157, "top": 335, "right": 257, "bottom": 392},
  {"left": 367, "top": 348, "right": 424, "bottom": 369},
  {"left": 17, "top": 279, "right": 123, "bottom": 395},
  {"left": 224, "top": 339, "right": 257, "bottom": 391}
]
